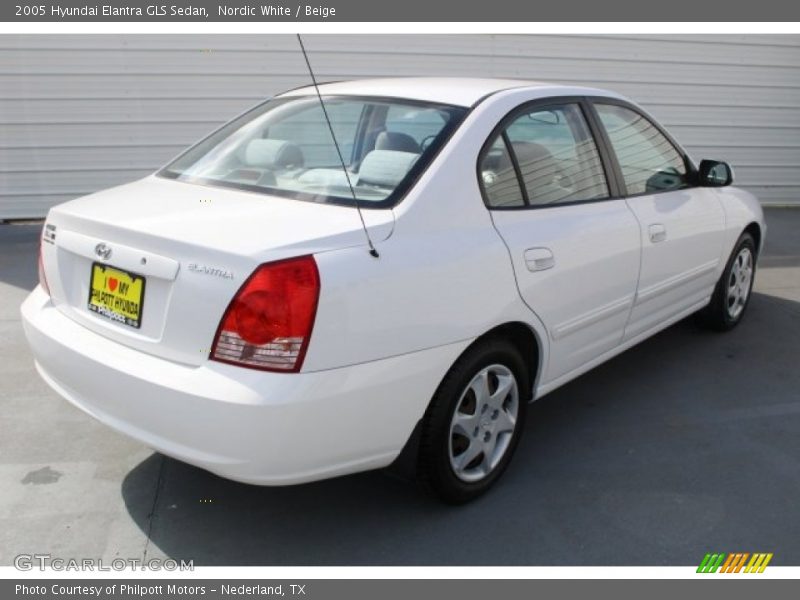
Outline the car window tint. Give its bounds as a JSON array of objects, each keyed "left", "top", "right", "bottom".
[
  {"left": 501, "top": 104, "right": 609, "bottom": 206},
  {"left": 479, "top": 136, "right": 526, "bottom": 208},
  {"left": 595, "top": 103, "right": 689, "bottom": 195}
]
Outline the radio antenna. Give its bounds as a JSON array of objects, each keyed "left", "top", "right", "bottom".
[{"left": 296, "top": 34, "right": 379, "bottom": 258}]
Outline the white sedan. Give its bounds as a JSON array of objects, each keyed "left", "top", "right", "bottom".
[{"left": 22, "top": 78, "right": 765, "bottom": 503}]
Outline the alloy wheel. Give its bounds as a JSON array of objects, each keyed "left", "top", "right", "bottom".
[
  {"left": 448, "top": 364, "right": 519, "bottom": 483},
  {"left": 726, "top": 246, "right": 754, "bottom": 320}
]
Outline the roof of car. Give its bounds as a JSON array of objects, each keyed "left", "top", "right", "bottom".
[{"left": 278, "top": 77, "right": 615, "bottom": 108}]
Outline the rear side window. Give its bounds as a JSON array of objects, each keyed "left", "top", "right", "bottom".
[
  {"left": 594, "top": 103, "right": 689, "bottom": 195},
  {"left": 480, "top": 137, "right": 526, "bottom": 208},
  {"left": 480, "top": 103, "right": 609, "bottom": 208}
]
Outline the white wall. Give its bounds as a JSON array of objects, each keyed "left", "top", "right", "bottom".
[{"left": 1, "top": 34, "right": 798, "bottom": 218}]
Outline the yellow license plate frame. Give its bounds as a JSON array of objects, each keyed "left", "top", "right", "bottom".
[{"left": 87, "top": 262, "right": 146, "bottom": 329}]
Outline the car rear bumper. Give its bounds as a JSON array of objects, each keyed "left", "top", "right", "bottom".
[{"left": 21, "top": 286, "right": 468, "bottom": 485}]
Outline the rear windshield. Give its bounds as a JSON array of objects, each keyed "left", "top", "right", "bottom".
[{"left": 159, "top": 95, "right": 467, "bottom": 208}]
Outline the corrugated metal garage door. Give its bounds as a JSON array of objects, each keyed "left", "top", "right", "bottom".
[{"left": 1, "top": 34, "right": 798, "bottom": 219}]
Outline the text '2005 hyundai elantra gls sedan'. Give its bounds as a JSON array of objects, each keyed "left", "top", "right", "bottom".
[{"left": 22, "top": 78, "right": 765, "bottom": 503}]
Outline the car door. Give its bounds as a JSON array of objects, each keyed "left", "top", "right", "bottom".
[
  {"left": 591, "top": 101, "right": 727, "bottom": 340},
  {"left": 480, "top": 99, "right": 641, "bottom": 383}
]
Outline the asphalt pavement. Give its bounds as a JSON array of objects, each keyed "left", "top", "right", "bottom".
[{"left": 1, "top": 209, "right": 798, "bottom": 566}]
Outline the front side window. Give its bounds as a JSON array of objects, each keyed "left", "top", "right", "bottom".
[
  {"left": 160, "top": 96, "right": 466, "bottom": 207},
  {"left": 594, "top": 103, "right": 689, "bottom": 195},
  {"left": 480, "top": 103, "right": 609, "bottom": 208}
]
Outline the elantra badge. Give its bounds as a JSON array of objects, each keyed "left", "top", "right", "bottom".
[{"left": 187, "top": 263, "right": 234, "bottom": 280}]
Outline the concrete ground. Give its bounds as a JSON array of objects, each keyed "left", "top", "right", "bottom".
[{"left": 1, "top": 208, "right": 798, "bottom": 566}]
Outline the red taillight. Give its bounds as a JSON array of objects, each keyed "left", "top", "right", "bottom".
[
  {"left": 38, "top": 233, "right": 50, "bottom": 296},
  {"left": 210, "top": 255, "right": 320, "bottom": 372}
]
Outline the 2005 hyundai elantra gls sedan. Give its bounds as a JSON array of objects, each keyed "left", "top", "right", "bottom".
[{"left": 22, "top": 78, "right": 765, "bottom": 503}]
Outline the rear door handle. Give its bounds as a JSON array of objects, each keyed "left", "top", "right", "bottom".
[
  {"left": 649, "top": 223, "right": 667, "bottom": 243},
  {"left": 524, "top": 247, "right": 555, "bottom": 272}
]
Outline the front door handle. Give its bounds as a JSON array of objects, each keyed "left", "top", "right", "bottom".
[
  {"left": 524, "top": 247, "right": 555, "bottom": 272},
  {"left": 649, "top": 223, "right": 667, "bottom": 243}
]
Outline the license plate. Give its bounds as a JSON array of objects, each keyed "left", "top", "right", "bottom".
[{"left": 87, "top": 263, "right": 146, "bottom": 329}]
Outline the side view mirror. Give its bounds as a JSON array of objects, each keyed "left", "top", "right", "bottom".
[{"left": 698, "top": 159, "right": 733, "bottom": 187}]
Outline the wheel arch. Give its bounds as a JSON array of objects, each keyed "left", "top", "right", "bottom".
[
  {"left": 467, "top": 321, "right": 542, "bottom": 403},
  {"left": 743, "top": 221, "right": 763, "bottom": 258},
  {"left": 387, "top": 320, "right": 543, "bottom": 479}
]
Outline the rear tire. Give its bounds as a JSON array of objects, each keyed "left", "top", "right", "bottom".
[
  {"left": 696, "top": 232, "right": 756, "bottom": 331},
  {"left": 417, "top": 338, "right": 529, "bottom": 504}
]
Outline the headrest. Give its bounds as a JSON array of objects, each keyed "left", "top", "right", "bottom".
[
  {"left": 357, "top": 150, "right": 419, "bottom": 188},
  {"left": 244, "top": 139, "right": 304, "bottom": 169},
  {"left": 375, "top": 131, "right": 421, "bottom": 154}
]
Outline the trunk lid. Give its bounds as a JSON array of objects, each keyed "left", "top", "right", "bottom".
[{"left": 42, "top": 175, "right": 394, "bottom": 366}]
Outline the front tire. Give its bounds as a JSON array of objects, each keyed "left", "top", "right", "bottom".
[
  {"left": 697, "top": 232, "right": 756, "bottom": 331},
  {"left": 417, "top": 338, "right": 529, "bottom": 504}
]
